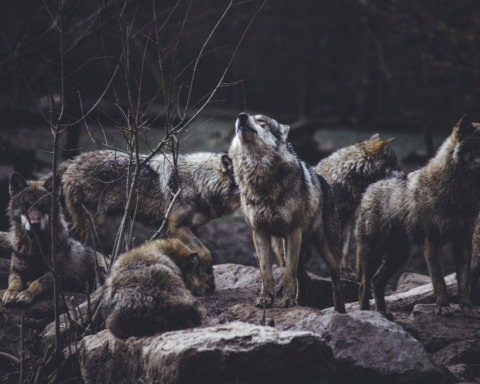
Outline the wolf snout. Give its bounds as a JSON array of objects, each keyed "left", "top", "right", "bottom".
[{"left": 238, "top": 112, "right": 249, "bottom": 122}]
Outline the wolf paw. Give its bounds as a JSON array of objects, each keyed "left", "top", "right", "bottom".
[
  {"left": 15, "top": 290, "right": 34, "bottom": 306},
  {"left": 2, "top": 289, "right": 20, "bottom": 306},
  {"left": 435, "top": 305, "right": 454, "bottom": 317},
  {"left": 460, "top": 304, "right": 475, "bottom": 318},
  {"left": 378, "top": 311, "right": 395, "bottom": 321},
  {"left": 254, "top": 295, "right": 273, "bottom": 309},
  {"left": 279, "top": 297, "right": 298, "bottom": 308}
]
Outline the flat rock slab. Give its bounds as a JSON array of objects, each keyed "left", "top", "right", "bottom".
[
  {"left": 79, "top": 322, "right": 335, "bottom": 384},
  {"left": 290, "top": 310, "right": 443, "bottom": 384},
  {"left": 433, "top": 340, "right": 480, "bottom": 367},
  {"left": 396, "top": 273, "right": 431, "bottom": 293},
  {"left": 213, "top": 263, "right": 361, "bottom": 309}
]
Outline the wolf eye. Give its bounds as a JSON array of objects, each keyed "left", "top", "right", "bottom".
[{"left": 256, "top": 119, "right": 266, "bottom": 125}]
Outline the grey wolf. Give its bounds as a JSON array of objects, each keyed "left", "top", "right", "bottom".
[
  {"left": 357, "top": 115, "right": 480, "bottom": 318},
  {"left": 314, "top": 134, "right": 401, "bottom": 279},
  {"left": 2, "top": 173, "right": 108, "bottom": 306},
  {"left": 100, "top": 238, "right": 205, "bottom": 338},
  {"left": 229, "top": 112, "right": 346, "bottom": 312},
  {"left": 57, "top": 150, "right": 240, "bottom": 293}
]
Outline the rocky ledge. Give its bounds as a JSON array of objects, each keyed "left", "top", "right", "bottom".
[{"left": 1, "top": 262, "right": 480, "bottom": 383}]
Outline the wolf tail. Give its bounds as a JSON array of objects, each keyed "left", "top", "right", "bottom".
[{"left": 317, "top": 175, "right": 342, "bottom": 262}]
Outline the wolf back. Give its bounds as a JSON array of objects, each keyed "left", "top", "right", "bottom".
[{"left": 57, "top": 150, "right": 240, "bottom": 292}]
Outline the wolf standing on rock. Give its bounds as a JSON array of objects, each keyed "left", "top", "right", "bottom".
[
  {"left": 2, "top": 173, "right": 108, "bottom": 306},
  {"left": 357, "top": 115, "right": 480, "bottom": 318},
  {"left": 229, "top": 113, "right": 345, "bottom": 312},
  {"left": 101, "top": 238, "right": 205, "bottom": 339},
  {"left": 57, "top": 150, "right": 240, "bottom": 293}
]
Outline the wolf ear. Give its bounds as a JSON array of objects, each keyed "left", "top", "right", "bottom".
[
  {"left": 454, "top": 114, "right": 475, "bottom": 142},
  {"left": 9, "top": 173, "right": 28, "bottom": 196},
  {"left": 369, "top": 133, "right": 380, "bottom": 142},
  {"left": 279, "top": 124, "right": 290, "bottom": 142},
  {"left": 371, "top": 138, "right": 395, "bottom": 159},
  {"left": 186, "top": 252, "right": 199, "bottom": 269},
  {"left": 221, "top": 154, "right": 233, "bottom": 174},
  {"left": 43, "top": 175, "right": 61, "bottom": 195}
]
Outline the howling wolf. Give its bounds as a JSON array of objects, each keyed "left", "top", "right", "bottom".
[{"left": 229, "top": 112, "right": 345, "bottom": 312}]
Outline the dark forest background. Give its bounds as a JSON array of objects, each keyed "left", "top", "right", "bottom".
[{"left": 1, "top": 0, "right": 480, "bottom": 131}]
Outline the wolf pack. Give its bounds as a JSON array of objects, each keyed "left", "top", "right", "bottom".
[{"left": 3, "top": 113, "right": 480, "bottom": 338}]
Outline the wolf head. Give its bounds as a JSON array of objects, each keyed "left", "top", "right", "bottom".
[
  {"left": 157, "top": 238, "right": 209, "bottom": 296},
  {"left": 452, "top": 114, "right": 480, "bottom": 169},
  {"left": 363, "top": 134, "right": 403, "bottom": 178},
  {"left": 234, "top": 113, "right": 290, "bottom": 153},
  {"left": 9, "top": 173, "right": 59, "bottom": 234}
]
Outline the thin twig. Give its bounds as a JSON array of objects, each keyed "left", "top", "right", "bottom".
[{"left": 150, "top": 187, "right": 182, "bottom": 241}]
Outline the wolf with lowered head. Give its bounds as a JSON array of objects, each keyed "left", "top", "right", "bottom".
[
  {"left": 101, "top": 238, "right": 205, "bottom": 338},
  {"left": 3, "top": 173, "right": 108, "bottom": 306},
  {"left": 357, "top": 115, "right": 480, "bottom": 318},
  {"left": 58, "top": 150, "right": 240, "bottom": 293},
  {"left": 229, "top": 112, "right": 346, "bottom": 311}
]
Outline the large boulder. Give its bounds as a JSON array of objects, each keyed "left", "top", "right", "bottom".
[
  {"left": 79, "top": 322, "right": 335, "bottom": 384},
  {"left": 289, "top": 310, "right": 443, "bottom": 384}
]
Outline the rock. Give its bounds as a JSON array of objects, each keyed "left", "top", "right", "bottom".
[
  {"left": 212, "top": 303, "right": 325, "bottom": 329},
  {"left": 433, "top": 340, "right": 480, "bottom": 366},
  {"left": 290, "top": 310, "right": 443, "bottom": 384},
  {"left": 79, "top": 322, "right": 336, "bottom": 384},
  {"left": 401, "top": 312, "right": 480, "bottom": 353},
  {"left": 212, "top": 263, "right": 361, "bottom": 309},
  {"left": 447, "top": 364, "right": 477, "bottom": 383},
  {"left": 396, "top": 273, "right": 431, "bottom": 293}
]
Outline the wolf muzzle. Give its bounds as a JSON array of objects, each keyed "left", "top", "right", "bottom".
[
  {"left": 21, "top": 211, "right": 48, "bottom": 232},
  {"left": 237, "top": 113, "right": 256, "bottom": 142}
]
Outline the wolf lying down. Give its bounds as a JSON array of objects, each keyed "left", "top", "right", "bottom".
[
  {"left": 101, "top": 238, "right": 205, "bottom": 338},
  {"left": 2, "top": 173, "right": 108, "bottom": 307}
]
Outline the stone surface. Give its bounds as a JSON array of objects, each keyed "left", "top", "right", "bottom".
[
  {"left": 213, "top": 263, "right": 362, "bottom": 309},
  {"left": 447, "top": 364, "right": 477, "bottom": 383},
  {"left": 79, "top": 322, "right": 335, "bottom": 384},
  {"left": 396, "top": 273, "right": 431, "bottom": 293},
  {"left": 401, "top": 312, "right": 480, "bottom": 354},
  {"left": 289, "top": 310, "right": 443, "bottom": 384},
  {"left": 433, "top": 340, "right": 480, "bottom": 367}
]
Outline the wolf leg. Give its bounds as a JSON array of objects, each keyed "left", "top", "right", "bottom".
[
  {"left": 272, "top": 236, "right": 285, "bottom": 267},
  {"left": 340, "top": 219, "right": 356, "bottom": 280},
  {"left": 280, "top": 229, "right": 302, "bottom": 308},
  {"left": 424, "top": 236, "right": 453, "bottom": 316},
  {"left": 16, "top": 272, "right": 54, "bottom": 305},
  {"left": 2, "top": 271, "right": 23, "bottom": 306},
  {"left": 453, "top": 238, "right": 474, "bottom": 318},
  {"left": 372, "top": 242, "right": 410, "bottom": 316},
  {"left": 253, "top": 230, "right": 275, "bottom": 308},
  {"left": 169, "top": 225, "right": 215, "bottom": 292}
]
